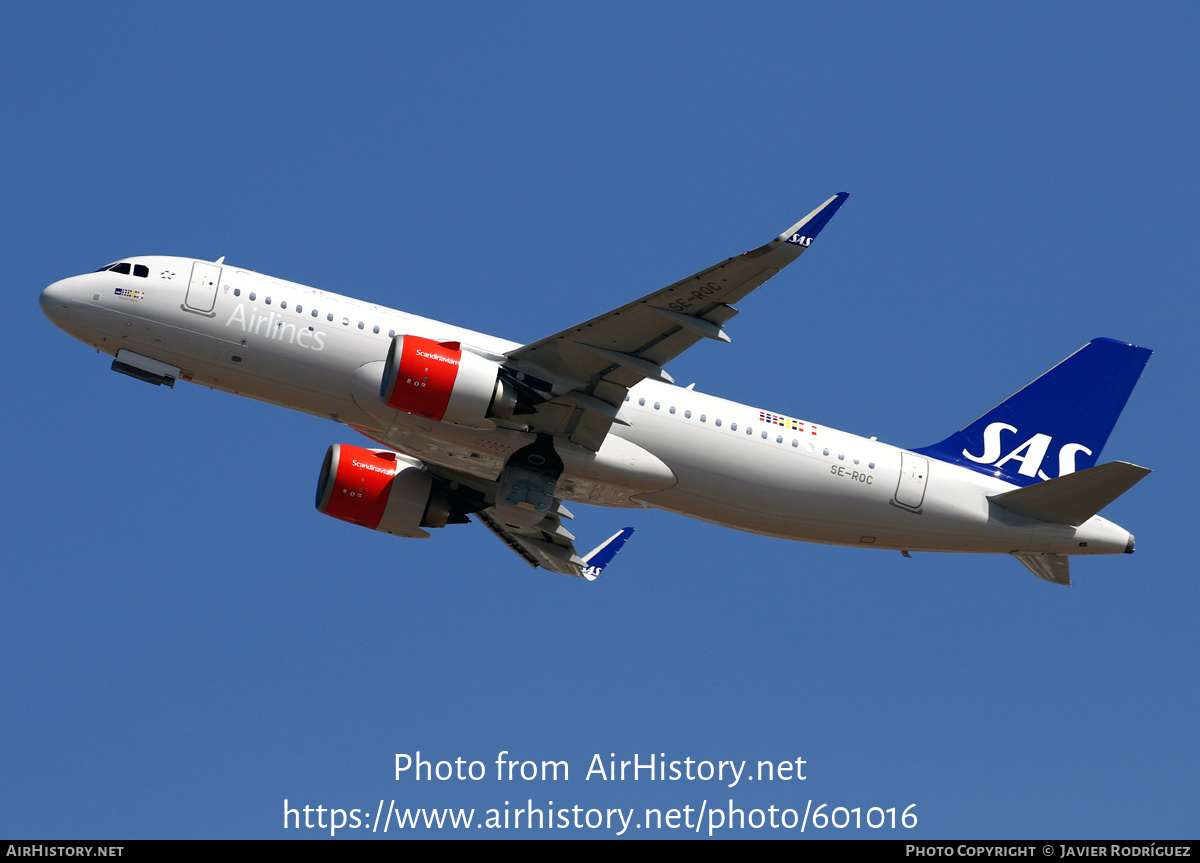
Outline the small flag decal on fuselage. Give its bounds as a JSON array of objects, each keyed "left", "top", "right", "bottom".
[{"left": 759, "top": 410, "right": 818, "bottom": 435}]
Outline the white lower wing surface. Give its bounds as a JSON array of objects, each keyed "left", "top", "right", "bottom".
[{"left": 476, "top": 509, "right": 632, "bottom": 579}]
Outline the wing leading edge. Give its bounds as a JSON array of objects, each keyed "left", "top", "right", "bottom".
[
  {"left": 505, "top": 193, "right": 850, "bottom": 449},
  {"left": 358, "top": 197, "right": 847, "bottom": 578}
]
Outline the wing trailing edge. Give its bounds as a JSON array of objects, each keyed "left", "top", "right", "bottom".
[
  {"left": 476, "top": 507, "right": 634, "bottom": 580},
  {"left": 505, "top": 194, "right": 851, "bottom": 450}
]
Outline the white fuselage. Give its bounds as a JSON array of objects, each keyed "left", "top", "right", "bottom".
[{"left": 40, "top": 256, "right": 1134, "bottom": 557}]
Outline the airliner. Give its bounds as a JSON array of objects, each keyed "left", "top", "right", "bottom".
[{"left": 39, "top": 193, "right": 1152, "bottom": 585}]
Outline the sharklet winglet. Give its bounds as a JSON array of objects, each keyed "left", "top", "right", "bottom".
[{"left": 579, "top": 527, "right": 635, "bottom": 581}]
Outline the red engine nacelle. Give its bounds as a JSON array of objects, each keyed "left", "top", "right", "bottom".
[
  {"left": 314, "top": 444, "right": 453, "bottom": 538},
  {"left": 379, "top": 335, "right": 516, "bottom": 427}
]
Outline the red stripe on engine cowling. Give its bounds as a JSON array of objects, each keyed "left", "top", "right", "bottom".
[
  {"left": 385, "top": 336, "right": 462, "bottom": 421},
  {"left": 322, "top": 445, "right": 398, "bottom": 530}
]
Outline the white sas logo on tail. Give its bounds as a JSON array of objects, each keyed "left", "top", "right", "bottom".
[{"left": 962, "top": 422, "right": 1092, "bottom": 481}]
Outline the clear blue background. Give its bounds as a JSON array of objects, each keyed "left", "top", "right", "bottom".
[{"left": 3, "top": 1, "right": 1196, "bottom": 838}]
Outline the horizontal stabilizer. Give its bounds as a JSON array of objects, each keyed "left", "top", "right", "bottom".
[
  {"left": 1013, "top": 552, "right": 1071, "bottom": 586},
  {"left": 989, "top": 461, "right": 1151, "bottom": 526}
]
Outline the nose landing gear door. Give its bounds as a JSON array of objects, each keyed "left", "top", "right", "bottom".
[{"left": 183, "top": 261, "right": 222, "bottom": 316}]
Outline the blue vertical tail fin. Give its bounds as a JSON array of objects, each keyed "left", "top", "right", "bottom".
[{"left": 914, "top": 338, "right": 1152, "bottom": 487}]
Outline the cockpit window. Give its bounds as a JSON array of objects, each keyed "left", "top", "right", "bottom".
[{"left": 94, "top": 261, "right": 148, "bottom": 277}]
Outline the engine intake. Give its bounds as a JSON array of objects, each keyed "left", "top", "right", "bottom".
[{"left": 380, "top": 335, "right": 516, "bottom": 427}]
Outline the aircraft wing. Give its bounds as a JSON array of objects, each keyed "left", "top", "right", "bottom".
[
  {"left": 352, "top": 431, "right": 634, "bottom": 579},
  {"left": 504, "top": 193, "right": 850, "bottom": 450},
  {"left": 475, "top": 508, "right": 634, "bottom": 580}
]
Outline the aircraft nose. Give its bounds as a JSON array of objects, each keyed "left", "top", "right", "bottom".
[{"left": 40, "top": 278, "right": 75, "bottom": 328}]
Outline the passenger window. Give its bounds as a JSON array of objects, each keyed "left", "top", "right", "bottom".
[
  {"left": 342, "top": 317, "right": 349, "bottom": 326},
  {"left": 312, "top": 309, "right": 318, "bottom": 317},
  {"left": 654, "top": 402, "right": 660, "bottom": 410},
  {"left": 280, "top": 301, "right": 287, "bottom": 309},
  {"left": 822, "top": 448, "right": 829, "bottom": 456},
  {"left": 791, "top": 439, "right": 798, "bottom": 447},
  {"left": 700, "top": 414, "right": 706, "bottom": 422},
  {"left": 373, "top": 325, "right": 380, "bottom": 334},
  {"left": 358, "top": 322, "right": 364, "bottom": 329},
  {"left": 684, "top": 410, "right": 691, "bottom": 419},
  {"left": 715, "top": 419, "right": 721, "bottom": 427},
  {"left": 869, "top": 462, "right": 876, "bottom": 469},
  {"left": 265, "top": 297, "right": 272, "bottom": 305},
  {"left": 730, "top": 422, "right": 737, "bottom": 431},
  {"left": 233, "top": 288, "right": 241, "bottom": 297},
  {"left": 249, "top": 292, "right": 256, "bottom": 301},
  {"left": 389, "top": 330, "right": 395, "bottom": 338},
  {"left": 328, "top": 313, "right": 334, "bottom": 322},
  {"left": 638, "top": 397, "right": 645, "bottom": 406},
  {"left": 669, "top": 406, "right": 675, "bottom": 414}
]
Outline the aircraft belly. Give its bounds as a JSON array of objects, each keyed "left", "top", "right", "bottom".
[
  {"left": 557, "top": 434, "right": 677, "bottom": 506},
  {"left": 367, "top": 416, "right": 678, "bottom": 505},
  {"left": 369, "top": 415, "right": 515, "bottom": 483}
]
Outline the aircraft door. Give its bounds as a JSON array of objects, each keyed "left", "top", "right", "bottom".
[
  {"left": 184, "top": 262, "right": 222, "bottom": 314},
  {"left": 894, "top": 452, "right": 929, "bottom": 510}
]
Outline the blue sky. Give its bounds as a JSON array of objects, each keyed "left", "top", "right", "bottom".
[{"left": 3, "top": 2, "right": 1197, "bottom": 838}]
